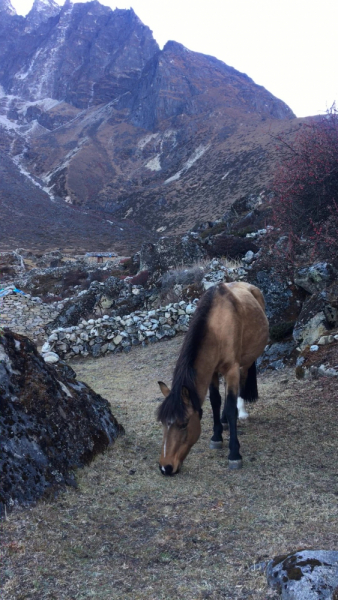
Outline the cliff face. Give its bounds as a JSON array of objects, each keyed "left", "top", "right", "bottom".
[
  {"left": 0, "top": 3, "right": 158, "bottom": 106},
  {"left": 0, "top": 0, "right": 298, "bottom": 251}
]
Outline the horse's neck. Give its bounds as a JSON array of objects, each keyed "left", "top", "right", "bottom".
[
  {"left": 193, "top": 344, "right": 219, "bottom": 405},
  {"left": 195, "top": 369, "right": 214, "bottom": 406}
]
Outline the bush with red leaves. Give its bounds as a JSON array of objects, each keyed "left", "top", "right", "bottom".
[{"left": 271, "top": 105, "right": 338, "bottom": 266}]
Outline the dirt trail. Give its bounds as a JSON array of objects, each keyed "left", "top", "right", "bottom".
[{"left": 1, "top": 336, "right": 338, "bottom": 599}]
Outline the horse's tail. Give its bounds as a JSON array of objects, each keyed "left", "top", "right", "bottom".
[{"left": 240, "top": 361, "right": 258, "bottom": 402}]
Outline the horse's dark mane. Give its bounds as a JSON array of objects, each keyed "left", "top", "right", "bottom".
[{"left": 157, "top": 285, "right": 217, "bottom": 424}]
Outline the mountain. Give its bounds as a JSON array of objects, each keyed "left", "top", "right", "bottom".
[{"left": 0, "top": 0, "right": 298, "bottom": 252}]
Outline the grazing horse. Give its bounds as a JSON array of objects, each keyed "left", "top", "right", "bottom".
[{"left": 157, "top": 281, "right": 269, "bottom": 475}]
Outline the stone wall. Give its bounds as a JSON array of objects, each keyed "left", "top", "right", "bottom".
[
  {"left": 0, "top": 292, "right": 63, "bottom": 343},
  {"left": 42, "top": 300, "right": 198, "bottom": 361}
]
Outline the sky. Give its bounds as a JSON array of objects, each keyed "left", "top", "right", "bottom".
[{"left": 10, "top": 0, "right": 338, "bottom": 118}]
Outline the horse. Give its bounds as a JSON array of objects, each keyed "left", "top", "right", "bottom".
[{"left": 157, "top": 281, "right": 269, "bottom": 476}]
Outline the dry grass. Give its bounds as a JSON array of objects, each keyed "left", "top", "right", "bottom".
[{"left": 1, "top": 337, "right": 338, "bottom": 599}]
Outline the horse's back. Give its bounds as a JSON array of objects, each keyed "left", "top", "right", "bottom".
[{"left": 211, "top": 282, "right": 269, "bottom": 367}]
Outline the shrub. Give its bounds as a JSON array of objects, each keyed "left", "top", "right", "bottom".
[{"left": 271, "top": 105, "right": 338, "bottom": 266}]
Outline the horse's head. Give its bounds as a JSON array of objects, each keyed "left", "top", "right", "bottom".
[{"left": 157, "top": 381, "right": 202, "bottom": 476}]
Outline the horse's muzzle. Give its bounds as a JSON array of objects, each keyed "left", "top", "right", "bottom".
[{"left": 159, "top": 464, "right": 178, "bottom": 476}]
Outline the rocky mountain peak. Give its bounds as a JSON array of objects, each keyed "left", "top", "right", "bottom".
[
  {"left": 2, "top": 1, "right": 158, "bottom": 105},
  {"left": 0, "top": 0, "right": 16, "bottom": 15},
  {"left": 0, "top": 0, "right": 300, "bottom": 252},
  {"left": 25, "top": 0, "right": 61, "bottom": 31}
]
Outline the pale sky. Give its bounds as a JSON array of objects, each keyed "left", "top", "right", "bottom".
[{"left": 10, "top": 0, "right": 338, "bottom": 118}]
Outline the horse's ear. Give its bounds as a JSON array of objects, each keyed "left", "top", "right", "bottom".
[
  {"left": 158, "top": 381, "right": 170, "bottom": 397},
  {"left": 182, "top": 387, "right": 192, "bottom": 405}
]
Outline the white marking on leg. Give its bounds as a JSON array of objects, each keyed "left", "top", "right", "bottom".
[{"left": 237, "top": 396, "right": 249, "bottom": 420}]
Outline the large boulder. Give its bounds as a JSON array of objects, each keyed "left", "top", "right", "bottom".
[
  {"left": 0, "top": 251, "right": 25, "bottom": 281},
  {"left": 293, "top": 291, "right": 338, "bottom": 349},
  {"left": 247, "top": 268, "right": 303, "bottom": 328},
  {"left": 45, "top": 286, "right": 99, "bottom": 332},
  {"left": 0, "top": 330, "right": 123, "bottom": 516},
  {"left": 294, "top": 262, "right": 336, "bottom": 294},
  {"left": 267, "top": 550, "right": 338, "bottom": 599},
  {"left": 207, "top": 233, "right": 259, "bottom": 259},
  {"left": 140, "top": 233, "right": 207, "bottom": 277}
]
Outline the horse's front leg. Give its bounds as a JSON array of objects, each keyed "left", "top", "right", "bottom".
[
  {"left": 209, "top": 373, "right": 223, "bottom": 449},
  {"left": 222, "top": 364, "right": 242, "bottom": 469}
]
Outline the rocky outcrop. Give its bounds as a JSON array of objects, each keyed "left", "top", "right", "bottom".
[
  {"left": 295, "top": 333, "right": 338, "bottom": 379},
  {"left": 140, "top": 234, "right": 207, "bottom": 278},
  {"left": 294, "top": 263, "right": 337, "bottom": 294},
  {"left": 0, "top": 330, "right": 123, "bottom": 516},
  {"left": 1, "top": 4, "right": 158, "bottom": 106},
  {"left": 45, "top": 287, "right": 98, "bottom": 333},
  {"left": 207, "top": 233, "right": 259, "bottom": 259},
  {"left": 0, "top": 0, "right": 16, "bottom": 16},
  {"left": 0, "top": 251, "right": 24, "bottom": 280},
  {"left": 267, "top": 550, "right": 338, "bottom": 599},
  {"left": 293, "top": 290, "right": 338, "bottom": 349},
  {"left": 246, "top": 267, "right": 302, "bottom": 327},
  {"left": 25, "top": 0, "right": 60, "bottom": 32}
]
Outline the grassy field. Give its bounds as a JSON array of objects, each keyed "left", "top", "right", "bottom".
[{"left": 1, "top": 336, "right": 338, "bottom": 599}]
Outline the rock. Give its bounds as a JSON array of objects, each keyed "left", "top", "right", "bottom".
[
  {"left": 35, "top": 251, "right": 63, "bottom": 269},
  {"left": 266, "top": 549, "right": 338, "bottom": 599},
  {"left": 48, "top": 333, "right": 58, "bottom": 342},
  {"left": 243, "top": 250, "right": 255, "bottom": 264},
  {"left": 208, "top": 234, "right": 259, "bottom": 260},
  {"left": 318, "top": 365, "right": 338, "bottom": 377},
  {"left": 43, "top": 351, "right": 60, "bottom": 363},
  {"left": 140, "top": 234, "right": 207, "bottom": 277},
  {"left": 258, "top": 340, "right": 296, "bottom": 371},
  {"left": 247, "top": 268, "right": 302, "bottom": 327},
  {"left": 41, "top": 341, "right": 51, "bottom": 353},
  {"left": 318, "top": 335, "right": 334, "bottom": 345},
  {"left": 46, "top": 288, "right": 98, "bottom": 332},
  {"left": 294, "top": 263, "right": 336, "bottom": 294},
  {"left": 293, "top": 292, "right": 338, "bottom": 349},
  {"left": 0, "top": 330, "right": 123, "bottom": 516},
  {"left": 0, "top": 251, "right": 25, "bottom": 280}
]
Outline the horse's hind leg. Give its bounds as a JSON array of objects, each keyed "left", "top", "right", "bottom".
[
  {"left": 209, "top": 373, "right": 223, "bottom": 450},
  {"left": 236, "top": 362, "right": 258, "bottom": 420},
  {"left": 222, "top": 364, "right": 242, "bottom": 469},
  {"left": 240, "top": 362, "right": 258, "bottom": 402}
]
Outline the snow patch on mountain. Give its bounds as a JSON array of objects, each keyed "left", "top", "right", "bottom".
[
  {"left": 145, "top": 154, "right": 161, "bottom": 171},
  {"left": 164, "top": 144, "right": 210, "bottom": 184}
]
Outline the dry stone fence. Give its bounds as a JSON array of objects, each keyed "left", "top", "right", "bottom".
[{"left": 0, "top": 287, "right": 64, "bottom": 343}]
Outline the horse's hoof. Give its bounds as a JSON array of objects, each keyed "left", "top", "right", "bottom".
[
  {"left": 228, "top": 459, "right": 243, "bottom": 470},
  {"left": 209, "top": 440, "right": 223, "bottom": 450}
]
